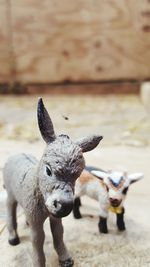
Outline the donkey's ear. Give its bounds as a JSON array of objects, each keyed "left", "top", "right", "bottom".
[
  {"left": 91, "top": 170, "right": 107, "bottom": 180},
  {"left": 37, "top": 98, "right": 56, "bottom": 143},
  {"left": 128, "top": 173, "right": 144, "bottom": 184},
  {"left": 76, "top": 135, "right": 103, "bottom": 153}
]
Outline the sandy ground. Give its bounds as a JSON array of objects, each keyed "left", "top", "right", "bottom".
[{"left": 0, "top": 95, "right": 150, "bottom": 267}]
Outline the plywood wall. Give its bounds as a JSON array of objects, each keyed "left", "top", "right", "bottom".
[
  {"left": 0, "top": 0, "right": 11, "bottom": 82},
  {"left": 1, "top": 0, "right": 150, "bottom": 83}
]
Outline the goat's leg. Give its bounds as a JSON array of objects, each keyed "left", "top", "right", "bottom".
[
  {"left": 30, "top": 223, "right": 45, "bottom": 267},
  {"left": 50, "top": 216, "right": 74, "bottom": 267},
  {"left": 73, "top": 197, "right": 82, "bottom": 219},
  {"left": 116, "top": 207, "right": 126, "bottom": 231},
  {"left": 98, "top": 216, "right": 108, "bottom": 233},
  {"left": 98, "top": 204, "right": 108, "bottom": 233},
  {"left": 6, "top": 195, "right": 20, "bottom": 245}
]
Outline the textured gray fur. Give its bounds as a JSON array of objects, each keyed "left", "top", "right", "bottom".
[{"left": 3, "top": 98, "right": 103, "bottom": 267}]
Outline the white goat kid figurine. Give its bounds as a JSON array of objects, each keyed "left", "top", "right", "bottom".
[
  {"left": 3, "top": 99, "right": 103, "bottom": 267},
  {"left": 73, "top": 166, "right": 143, "bottom": 233}
]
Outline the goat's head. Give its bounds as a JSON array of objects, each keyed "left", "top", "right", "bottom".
[
  {"left": 37, "top": 98, "right": 103, "bottom": 218},
  {"left": 91, "top": 170, "right": 143, "bottom": 207}
]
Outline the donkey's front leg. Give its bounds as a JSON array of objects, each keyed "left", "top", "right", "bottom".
[
  {"left": 50, "top": 216, "right": 74, "bottom": 267},
  {"left": 30, "top": 223, "right": 45, "bottom": 267}
]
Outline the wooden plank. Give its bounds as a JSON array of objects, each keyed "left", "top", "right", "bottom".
[
  {"left": 10, "top": 0, "right": 150, "bottom": 83},
  {"left": 26, "top": 81, "right": 140, "bottom": 95}
]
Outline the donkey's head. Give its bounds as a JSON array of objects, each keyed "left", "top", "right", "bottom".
[
  {"left": 92, "top": 170, "right": 143, "bottom": 207},
  {"left": 37, "top": 98, "right": 103, "bottom": 218}
]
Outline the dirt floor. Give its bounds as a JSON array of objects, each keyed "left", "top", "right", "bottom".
[{"left": 0, "top": 94, "right": 150, "bottom": 267}]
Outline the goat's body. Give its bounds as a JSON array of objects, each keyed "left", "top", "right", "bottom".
[
  {"left": 78, "top": 179, "right": 101, "bottom": 201},
  {"left": 80, "top": 166, "right": 108, "bottom": 204},
  {"left": 75, "top": 169, "right": 109, "bottom": 217}
]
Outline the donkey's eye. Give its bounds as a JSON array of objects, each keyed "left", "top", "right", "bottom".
[
  {"left": 46, "top": 165, "right": 52, "bottom": 176},
  {"left": 122, "top": 187, "right": 128, "bottom": 195}
]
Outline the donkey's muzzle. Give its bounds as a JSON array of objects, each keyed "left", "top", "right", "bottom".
[{"left": 53, "top": 200, "right": 73, "bottom": 218}]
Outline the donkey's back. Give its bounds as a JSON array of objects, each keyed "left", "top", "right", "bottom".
[{"left": 4, "top": 153, "right": 38, "bottom": 202}]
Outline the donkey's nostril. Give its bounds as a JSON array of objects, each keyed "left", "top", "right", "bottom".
[
  {"left": 53, "top": 200, "right": 62, "bottom": 210},
  {"left": 53, "top": 200, "right": 58, "bottom": 208}
]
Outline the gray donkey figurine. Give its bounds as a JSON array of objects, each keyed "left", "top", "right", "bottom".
[{"left": 3, "top": 98, "right": 103, "bottom": 267}]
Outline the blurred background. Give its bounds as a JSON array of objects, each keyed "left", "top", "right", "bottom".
[{"left": 0, "top": 1, "right": 150, "bottom": 267}]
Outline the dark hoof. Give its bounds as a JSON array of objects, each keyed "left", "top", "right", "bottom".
[
  {"left": 74, "top": 214, "right": 82, "bottom": 219},
  {"left": 8, "top": 236, "right": 20, "bottom": 246},
  {"left": 99, "top": 227, "right": 108, "bottom": 234},
  {"left": 118, "top": 224, "right": 126, "bottom": 231},
  {"left": 59, "top": 257, "right": 74, "bottom": 267},
  {"left": 117, "top": 219, "right": 126, "bottom": 231}
]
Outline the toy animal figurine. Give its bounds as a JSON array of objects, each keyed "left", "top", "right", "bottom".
[
  {"left": 3, "top": 99, "right": 103, "bottom": 267},
  {"left": 73, "top": 166, "right": 143, "bottom": 233}
]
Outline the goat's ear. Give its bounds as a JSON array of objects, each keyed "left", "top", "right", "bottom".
[
  {"left": 128, "top": 173, "right": 144, "bottom": 184},
  {"left": 37, "top": 98, "right": 56, "bottom": 143},
  {"left": 91, "top": 170, "right": 107, "bottom": 180},
  {"left": 76, "top": 135, "right": 103, "bottom": 153}
]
